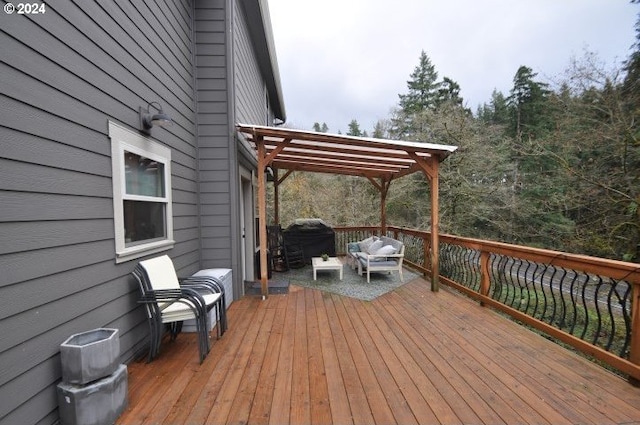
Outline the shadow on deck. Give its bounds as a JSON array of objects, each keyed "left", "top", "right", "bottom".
[{"left": 117, "top": 277, "right": 640, "bottom": 424}]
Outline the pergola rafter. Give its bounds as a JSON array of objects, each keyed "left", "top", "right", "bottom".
[{"left": 236, "top": 124, "right": 458, "bottom": 297}]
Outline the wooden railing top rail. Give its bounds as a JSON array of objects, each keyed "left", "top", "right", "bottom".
[
  {"left": 333, "top": 226, "right": 380, "bottom": 233},
  {"left": 385, "top": 225, "right": 640, "bottom": 284}
]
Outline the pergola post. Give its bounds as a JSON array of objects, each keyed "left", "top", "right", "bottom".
[
  {"left": 272, "top": 169, "right": 293, "bottom": 227},
  {"left": 429, "top": 160, "right": 440, "bottom": 292},
  {"left": 407, "top": 152, "right": 440, "bottom": 292},
  {"left": 380, "top": 178, "right": 390, "bottom": 236},
  {"left": 366, "top": 176, "right": 391, "bottom": 236},
  {"left": 256, "top": 137, "right": 269, "bottom": 298}
]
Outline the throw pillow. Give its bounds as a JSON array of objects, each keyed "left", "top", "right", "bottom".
[
  {"left": 367, "top": 240, "right": 384, "bottom": 254},
  {"left": 347, "top": 242, "right": 360, "bottom": 253},
  {"left": 358, "top": 236, "right": 378, "bottom": 252}
]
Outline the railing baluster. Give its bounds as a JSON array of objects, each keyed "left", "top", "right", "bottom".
[
  {"left": 593, "top": 277, "right": 605, "bottom": 347},
  {"left": 578, "top": 274, "right": 591, "bottom": 341},
  {"left": 547, "top": 266, "right": 558, "bottom": 326}
]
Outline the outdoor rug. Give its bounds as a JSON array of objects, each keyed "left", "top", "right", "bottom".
[
  {"left": 272, "top": 259, "right": 419, "bottom": 301},
  {"left": 245, "top": 279, "right": 290, "bottom": 295}
]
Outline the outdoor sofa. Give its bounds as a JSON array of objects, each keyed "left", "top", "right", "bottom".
[{"left": 347, "top": 236, "right": 405, "bottom": 283}]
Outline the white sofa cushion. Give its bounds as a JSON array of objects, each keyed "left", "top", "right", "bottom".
[
  {"left": 376, "top": 244, "right": 396, "bottom": 256},
  {"left": 371, "top": 244, "right": 396, "bottom": 261}
]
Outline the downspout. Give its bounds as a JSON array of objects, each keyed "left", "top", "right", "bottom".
[
  {"left": 226, "top": 0, "right": 242, "bottom": 292},
  {"left": 191, "top": 0, "right": 203, "bottom": 268},
  {"left": 273, "top": 168, "right": 279, "bottom": 225}
]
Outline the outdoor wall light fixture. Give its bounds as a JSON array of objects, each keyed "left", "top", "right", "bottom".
[{"left": 140, "top": 101, "right": 172, "bottom": 134}]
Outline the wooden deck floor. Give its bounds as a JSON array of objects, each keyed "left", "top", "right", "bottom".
[{"left": 117, "top": 278, "right": 640, "bottom": 424}]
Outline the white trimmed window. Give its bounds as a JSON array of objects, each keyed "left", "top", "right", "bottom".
[{"left": 109, "top": 121, "right": 174, "bottom": 263}]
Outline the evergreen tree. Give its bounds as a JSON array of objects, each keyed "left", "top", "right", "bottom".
[
  {"left": 436, "top": 77, "right": 464, "bottom": 108},
  {"left": 507, "top": 66, "right": 551, "bottom": 140},
  {"left": 347, "top": 119, "right": 362, "bottom": 136},
  {"left": 622, "top": 10, "right": 640, "bottom": 122},
  {"left": 372, "top": 120, "right": 387, "bottom": 138},
  {"left": 272, "top": 14, "right": 640, "bottom": 263},
  {"left": 312, "top": 122, "right": 329, "bottom": 133},
  {"left": 398, "top": 50, "right": 441, "bottom": 114},
  {"left": 393, "top": 50, "right": 443, "bottom": 138},
  {"left": 478, "top": 89, "right": 510, "bottom": 125}
]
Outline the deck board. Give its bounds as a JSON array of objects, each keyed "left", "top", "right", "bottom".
[
  {"left": 378, "top": 292, "right": 487, "bottom": 424},
  {"left": 305, "top": 289, "right": 332, "bottom": 425},
  {"left": 247, "top": 295, "right": 287, "bottom": 425},
  {"left": 117, "top": 278, "right": 640, "bottom": 425},
  {"left": 345, "top": 296, "right": 419, "bottom": 425},
  {"left": 397, "top": 283, "right": 563, "bottom": 424},
  {"left": 403, "top": 282, "right": 627, "bottom": 424}
]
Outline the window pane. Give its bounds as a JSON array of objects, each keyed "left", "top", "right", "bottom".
[
  {"left": 123, "top": 200, "right": 166, "bottom": 244},
  {"left": 124, "top": 151, "right": 165, "bottom": 197}
]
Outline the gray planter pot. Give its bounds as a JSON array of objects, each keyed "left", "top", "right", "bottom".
[
  {"left": 57, "top": 364, "right": 128, "bottom": 425},
  {"left": 60, "top": 328, "right": 120, "bottom": 385}
]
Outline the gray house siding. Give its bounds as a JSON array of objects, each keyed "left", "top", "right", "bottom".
[
  {"left": 0, "top": 1, "right": 200, "bottom": 424},
  {"left": 195, "top": 0, "right": 233, "bottom": 275},
  {"left": 234, "top": 0, "right": 270, "bottom": 126},
  {"left": 196, "top": 0, "right": 277, "bottom": 290},
  {"left": 0, "top": 0, "right": 284, "bottom": 423}
]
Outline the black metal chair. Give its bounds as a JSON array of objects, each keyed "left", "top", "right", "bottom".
[
  {"left": 183, "top": 274, "right": 228, "bottom": 335},
  {"left": 267, "top": 225, "right": 288, "bottom": 272},
  {"left": 284, "top": 242, "right": 306, "bottom": 269},
  {"left": 131, "top": 255, "right": 224, "bottom": 363}
]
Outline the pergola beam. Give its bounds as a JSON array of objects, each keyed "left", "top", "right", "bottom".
[
  {"left": 263, "top": 142, "right": 425, "bottom": 162},
  {"left": 265, "top": 138, "right": 291, "bottom": 164},
  {"left": 272, "top": 160, "right": 397, "bottom": 177},
  {"left": 269, "top": 150, "right": 412, "bottom": 170},
  {"left": 242, "top": 125, "right": 453, "bottom": 159},
  {"left": 273, "top": 154, "right": 405, "bottom": 172}
]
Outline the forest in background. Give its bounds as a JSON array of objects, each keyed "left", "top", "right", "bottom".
[{"left": 270, "top": 10, "right": 640, "bottom": 263}]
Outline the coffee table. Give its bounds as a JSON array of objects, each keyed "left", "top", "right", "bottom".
[{"left": 312, "top": 257, "right": 343, "bottom": 280}]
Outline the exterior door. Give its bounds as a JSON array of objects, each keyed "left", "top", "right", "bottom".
[{"left": 239, "top": 168, "right": 255, "bottom": 285}]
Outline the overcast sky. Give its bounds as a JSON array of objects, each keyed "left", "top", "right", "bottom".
[{"left": 268, "top": 0, "right": 637, "bottom": 134}]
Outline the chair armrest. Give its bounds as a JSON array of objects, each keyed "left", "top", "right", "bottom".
[
  {"left": 181, "top": 283, "right": 217, "bottom": 296},
  {"left": 365, "top": 253, "right": 403, "bottom": 258},
  {"left": 364, "top": 253, "right": 403, "bottom": 267},
  {"left": 181, "top": 276, "right": 224, "bottom": 294},
  {"left": 138, "top": 288, "right": 207, "bottom": 311},
  {"left": 181, "top": 276, "right": 227, "bottom": 321},
  {"left": 138, "top": 288, "right": 183, "bottom": 302},
  {"left": 364, "top": 253, "right": 403, "bottom": 261}
]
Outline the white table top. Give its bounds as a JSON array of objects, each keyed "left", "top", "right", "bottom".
[{"left": 312, "top": 257, "right": 342, "bottom": 268}]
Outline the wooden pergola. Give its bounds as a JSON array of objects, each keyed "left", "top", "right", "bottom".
[{"left": 236, "top": 124, "right": 458, "bottom": 297}]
